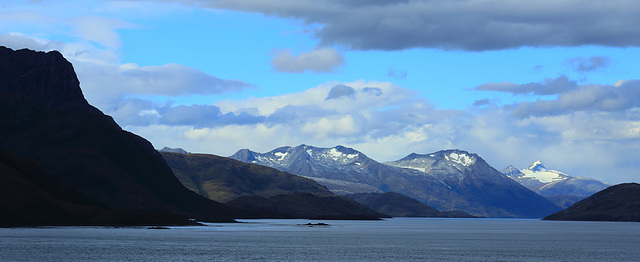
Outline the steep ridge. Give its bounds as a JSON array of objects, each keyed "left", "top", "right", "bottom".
[
  {"left": 502, "top": 161, "right": 610, "bottom": 208},
  {"left": 231, "top": 145, "right": 561, "bottom": 218},
  {"left": 160, "top": 151, "right": 386, "bottom": 219},
  {"left": 544, "top": 183, "right": 640, "bottom": 222},
  {"left": 0, "top": 47, "right": 238, "bottom": 223}
]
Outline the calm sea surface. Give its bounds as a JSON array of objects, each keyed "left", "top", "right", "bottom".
[{"left": 0, "top": 218, "right": 638, "bottom": 261}]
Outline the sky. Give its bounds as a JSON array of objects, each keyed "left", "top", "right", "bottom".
[{"left": 1, "top": 0, "right": 639, "bottom": 184}]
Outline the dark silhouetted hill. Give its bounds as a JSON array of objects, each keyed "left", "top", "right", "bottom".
[
  {"left": 544, "top": 183, "right": 640, "bottom": 222},
  {"left": 0, "top": 46, "right": 238, "bottom": 224}
]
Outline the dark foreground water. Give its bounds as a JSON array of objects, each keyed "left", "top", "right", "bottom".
[{"left": 1, "top": 218, "right": 638, "bottom": 261}]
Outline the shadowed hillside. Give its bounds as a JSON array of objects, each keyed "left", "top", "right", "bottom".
[
  {"left": 161, "top": 152, "right": 333, "bottom": 202},
  {"left": 0, "top": 46, "right": 239, "bottom": 224},
  {"left": 544, "top": 183, "right": 640, "bottom": 222},
  {"left": 347, "top": 192, "right": 476, "bottom": 218}
]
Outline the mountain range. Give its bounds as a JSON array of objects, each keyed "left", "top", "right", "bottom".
[
  {"left": 159, "top": 151, "right": 389, "bottom": 219},
  {"left": 1, "top": 46, "right": 634, "bottom": 225},
  {"left": 230, "top": 145, "right": 561, "bottom": 218},
  {"left": 501, "top": 161, "right": 610, "bottom": 208}
]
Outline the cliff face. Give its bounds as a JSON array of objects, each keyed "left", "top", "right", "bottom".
[
  {"left": 0, "top": 46, "right": 238, "bottom": 223},
  {"left": 0, "top": 47, "right": 87, "bottom": 109}
]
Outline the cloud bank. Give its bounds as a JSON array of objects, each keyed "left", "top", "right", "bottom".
[{"left": 183, "top": 0, "right": 640, "bottom": 51}]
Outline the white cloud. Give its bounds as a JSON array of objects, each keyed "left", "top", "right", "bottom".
[
  {"left": 73, "top": 16, "right": 137, "bottom": 49},
  {"left": 271, "top": 47, "right": 344, "bottom": 73}
]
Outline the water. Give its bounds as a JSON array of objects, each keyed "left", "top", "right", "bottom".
[{"left": 1, "top": 218, "right": 638, "bottom": 261}]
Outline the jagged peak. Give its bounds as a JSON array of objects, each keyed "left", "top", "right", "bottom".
[
  {"left": 420, "top": 149, "right": 479, "bottom": 166},
  {"left": 273, "top": 146, "right": 294, "bottom": 153},
  {"left": 528, "top": 160, "right": 546, "bottom": 171},
  {"left": 500, "top": 165, "right": 523, "bottom": 176},
  {"left": 230, "top": 148, "right": 259, "bottom": 161},
  {"left": 333, "top": 145, "right": 360, "bottom": 155}
]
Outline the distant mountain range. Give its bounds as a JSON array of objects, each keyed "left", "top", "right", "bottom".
[
  {"left": 544, "top": 183, "right": 640, "bottom": 222},
  {"left": 501, "top": 161, "right": 610, "bottom": 208},
  {"left": 159, "top": 150, "right": 474, "bottom": 219},
  {"left": 160, "top": 151, "right": 390, "bottom": 219},
  {"left": 230, "top": 145, "right": 561, "bottom": 218}
]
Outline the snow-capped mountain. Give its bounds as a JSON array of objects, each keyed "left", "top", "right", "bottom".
[
  {"left": 501, "top": 161, "right": 610, "bottom": 208},
  {"left": 231, "top": 145, "right": 561, "bottom": 218},
  {"left": 231, "top": 145, "right": 419, "bottom": 195},
  {"left": 385, "top": 150, "right": 560, "bottom": 217}
]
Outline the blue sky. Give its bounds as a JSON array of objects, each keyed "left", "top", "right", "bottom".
[{"left": 1, "top": 0, "right": 639, "bottom": 183}]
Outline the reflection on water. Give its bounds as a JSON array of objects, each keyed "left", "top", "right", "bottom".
[{"left": 1, "top": 218, "right": 639, "bottom": 261}]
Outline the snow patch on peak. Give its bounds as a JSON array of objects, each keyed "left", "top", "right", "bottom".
[
  {"left": 445, "top": 152, "right": 476, "bottom": 166},
  {"left": 274, "top": 152, "right": 288, "bottom": 161},
  {"left": 519, "top": 168, "right": 567, "bottom": 183},
  {"left": 327, "top": 148, "right": 359, "bottom": 161}
]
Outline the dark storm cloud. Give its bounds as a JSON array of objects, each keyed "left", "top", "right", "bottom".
[
  {"left": 325, "top": 84, "right": 356, "bottom": 100},
  {"left": 566, "top": 56, "right": 612, "bottom": 72},
  {"left": 475, "top": 76, "right": 578, "bottom": 96},
  {"left": 185, "top": 0, "right": 640, "bottom": 51}
]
